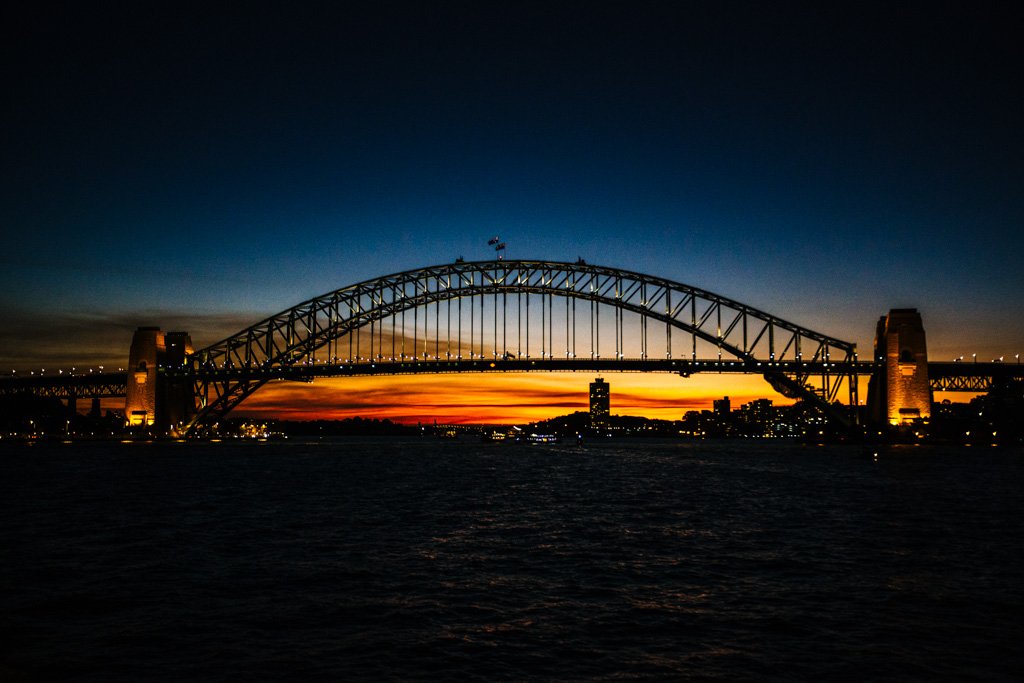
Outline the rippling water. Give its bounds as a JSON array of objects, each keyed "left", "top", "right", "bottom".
[{"left": 1, "top": 438, "right": 1022, "bottom": 681}]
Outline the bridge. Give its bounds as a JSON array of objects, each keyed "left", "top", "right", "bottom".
[{"left": 2, "top": 260, "right": 1020, "bottom": 435}]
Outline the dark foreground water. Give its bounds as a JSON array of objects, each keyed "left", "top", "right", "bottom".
[{"left": 1, "top": 439, "right": 1022, "bottom": 681}]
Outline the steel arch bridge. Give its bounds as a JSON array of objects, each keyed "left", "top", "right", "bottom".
[{"left": 172, "top": 259, "right": 860, "bottom": 433}]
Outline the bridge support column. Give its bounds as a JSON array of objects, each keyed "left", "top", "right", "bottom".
[
  {"left": 125, "top": 327, "right": 164, "bottom": 427},
  {"left": 159, "top": 332, "right": 195, "bottom": 435},
  {"left": 868, "top": 309, "right": 931, "bottom": 425},
  {"left": 125, "top": 327, "right": 194, "bottom": 433}
]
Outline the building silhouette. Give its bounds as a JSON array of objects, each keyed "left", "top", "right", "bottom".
[
  {"left": 713, "top": 396, "right": 731, "bottom": 417},
  {"left": 590, "top": 377, "right": 610, "bottom": 428}
]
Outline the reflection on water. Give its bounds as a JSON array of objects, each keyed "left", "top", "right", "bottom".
[{"left": 1, "top": 438, "right": 1022, "bottom": 680}]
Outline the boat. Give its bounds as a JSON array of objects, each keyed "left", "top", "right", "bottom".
[
  {"left": 481, "top": 430, "right": 508, "bottom": 442},
  {"left": 520, "top": 432, "right": 559, "bottom": 444}
]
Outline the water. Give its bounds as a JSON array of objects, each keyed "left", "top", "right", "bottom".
[{"left": 1, "top": 438, "right": 1022, "bottom": 681}]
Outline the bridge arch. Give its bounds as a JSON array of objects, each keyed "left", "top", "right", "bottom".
[{"left": 179, "top": 260, "right": 857, "bottom": 432}]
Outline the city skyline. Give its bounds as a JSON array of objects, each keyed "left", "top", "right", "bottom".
[{"left": 3, "top": 4, "right": 1022, "bottom": 423}]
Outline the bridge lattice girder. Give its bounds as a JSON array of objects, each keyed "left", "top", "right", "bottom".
[
  {"left": 928, "top": 362, "right": 1024, "bottom": 392},
  {"left": 0, "top": 373, "right": 128, "bottom": 400},
  {"left": 184, "top": 260, "right": 859, "bottom": 430}
]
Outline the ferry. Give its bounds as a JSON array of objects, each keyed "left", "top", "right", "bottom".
[
  {"left": 481, "top": 430, "right": 508, "bottom": 442},
  {"left": 520, "top": 432, "right": 559, "bottom": 444}
]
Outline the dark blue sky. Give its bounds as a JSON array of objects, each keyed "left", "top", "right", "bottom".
[{"left": 3, "top": 2, "right": 1022, "bottom": 369}]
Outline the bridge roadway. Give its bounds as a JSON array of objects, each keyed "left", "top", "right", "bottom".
[
  {"left": 175, "top": 358, "right": 1024, "bottom": 388},
  {"left": 177, "top": 357, "right": 877, "bottom": 379},
  {"left": 927, "top": 360, "right": 1024, "bottom": 391},
  {"left": 1, "top": 359, "right": 1020, "bottom": 400},
  {"left": 0, "top": 372, "right": 128, "bottom": 400}
]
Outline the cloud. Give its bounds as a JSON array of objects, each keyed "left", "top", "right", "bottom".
[{"left": 0, "top": 307, "right": 261, "bottom": 370}]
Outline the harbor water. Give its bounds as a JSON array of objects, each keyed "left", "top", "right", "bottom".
[{"left": 1, "top": 438, "right": 1022, "bottom": 681}]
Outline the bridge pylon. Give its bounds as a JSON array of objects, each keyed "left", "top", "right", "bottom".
[
  {"left": 125, "top": 327, "right": 162, "bottom": 427},
  {"left": 867, "top": 309, "right": 931, "bottom": 425},
  {"left": 125, "top": 327, "right": 194, "bottom": 433}
]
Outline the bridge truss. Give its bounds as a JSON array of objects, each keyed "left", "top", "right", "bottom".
[
  {"left": 180, "top": 260, "right": 861, "bottom": 432},
  {"left": 928, "top": 362, "right": 1024, "bottom": 392},
  {"left": 0, "top": 373, "right": 128, "bottom": 401}
]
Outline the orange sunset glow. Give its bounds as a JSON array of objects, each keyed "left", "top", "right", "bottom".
[{"left": 232, "top": 372, "right": 790, "bottom": 424}]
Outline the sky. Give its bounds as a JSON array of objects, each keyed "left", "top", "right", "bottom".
[{"left": 2, "top": 2, "right": 1022, "bottom": 422}]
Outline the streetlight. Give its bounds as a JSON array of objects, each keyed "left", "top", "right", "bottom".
[{"left": 972, "top": 353, "right": 976, "bottom": 363}]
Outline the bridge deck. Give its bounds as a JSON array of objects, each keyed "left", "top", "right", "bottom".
[
  {"left": 927, "top": 361, "right": 1024, "bottom": 391},
  {"left": 2, "top": 360, "right": 1019, "bottom": 400},
  {"left": 0, "top": 373, "right": 128, "bottom": 399},
  {"left": 176, "top": 357, "right": 879, "bottom": 379}
]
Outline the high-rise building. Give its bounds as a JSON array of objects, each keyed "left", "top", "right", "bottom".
[
  {"left": 713, "top": 396, "right": 731, "bottom": 416},
  {"left": 590, "top": 377, "right": 610, "bottom": 427},
  {"left": 740, "top": 398, "right": 774, "bottom": 422}
]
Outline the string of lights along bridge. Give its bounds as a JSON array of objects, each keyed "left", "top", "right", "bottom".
[{"left": 2, "top": 259, "right": 1022, "bottom": 436}]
